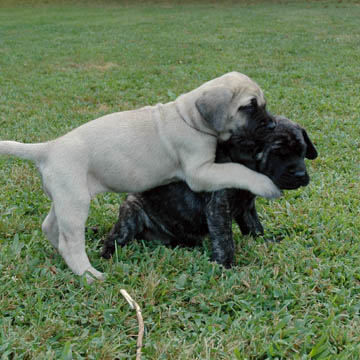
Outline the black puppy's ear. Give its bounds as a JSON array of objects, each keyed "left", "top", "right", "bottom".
[
  {"left": 302, "top": 128, "right": 318, "bottom": 159},
  {"left": 195, "top": 87, "right": 233, "bottom": 132}
]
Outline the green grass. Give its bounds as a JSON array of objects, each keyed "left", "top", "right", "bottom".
[{"left": 1, "top": 1, "right": 360, "bottom": 358}]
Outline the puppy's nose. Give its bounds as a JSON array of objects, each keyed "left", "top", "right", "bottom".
[{"left": 294, "top": 170, "right": 306, "bottom": 178}]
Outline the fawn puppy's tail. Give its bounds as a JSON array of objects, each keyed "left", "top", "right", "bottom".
[{"left": 0, "top": 141, "right": 48, "bottom": 164}]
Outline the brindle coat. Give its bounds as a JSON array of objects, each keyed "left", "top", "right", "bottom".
[{"left": 102, "top": 116, "right": 317, "bottom": 267}]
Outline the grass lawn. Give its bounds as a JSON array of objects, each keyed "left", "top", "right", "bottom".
[{"left": 1, "top": 0, "right": 360, "bottom": 358}]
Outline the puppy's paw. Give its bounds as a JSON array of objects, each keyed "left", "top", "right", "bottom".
[
  {"left": 101, "top": 242, "right": 115, "bottom": 259},
  {"left": 250, "top": 173, "right": 282, "bottom": 199},
  {"left": 84, "top": 267, "right": 105, "bottom": 284}
]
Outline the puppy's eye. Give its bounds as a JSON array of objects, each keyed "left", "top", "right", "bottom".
[
  {"left": 238, "top": 98, "right": 257, "bottom": 113},
  {"left": 238, "top": 105, "right": 253, "bottom": 112}
]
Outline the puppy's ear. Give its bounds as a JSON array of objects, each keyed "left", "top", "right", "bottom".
[
  {"left": 195, "top": 87, "right": 233, "bottom": 132},
  {"left": 302, "top": 129, "right": 318, "bottom": 159}
]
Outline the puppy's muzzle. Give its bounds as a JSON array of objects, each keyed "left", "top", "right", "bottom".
[
  {"left": 297, "top": 172, "right": 310, "bottom": 187},
  {"left": 280, "top": 172, "right": 310, "bottom": 189}
]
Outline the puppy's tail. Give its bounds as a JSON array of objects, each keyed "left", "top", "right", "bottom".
[{"left": 0, "top": 141, "right": 48, "bottom": 164}]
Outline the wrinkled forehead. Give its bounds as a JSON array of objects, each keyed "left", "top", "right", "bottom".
[
  {"left": 235, "top": 83, "right": 266, "bottom": 107},
  {"left": 268, "top": 127, "right": 306, "bottom": 157},
  {"left": 204, "top": 72, "right": 266, "bottom": 106},
  {"left": 231, "top": 75, "right": 266, "bottom": 107}
]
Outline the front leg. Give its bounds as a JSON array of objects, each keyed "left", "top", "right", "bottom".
[
  {"left": 205, "top": 190, "right": 234, "bottom": 268},
  {"left": 235, "top": 198, "right": 264, "bottom": 237},
  {"left": 185, "top": 162, "right": 281, "bottom": 199},
  {"left": 101, "top": 195, "right": 147, "bottom": 259}
]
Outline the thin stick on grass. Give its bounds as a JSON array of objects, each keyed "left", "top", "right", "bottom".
[{"left": 120, "top": 289, "right": 144, "bottom": 360}]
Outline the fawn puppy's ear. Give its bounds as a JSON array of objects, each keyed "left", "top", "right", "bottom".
[{"left": 195, "top": 86, "right": 233, "bottom": 133}]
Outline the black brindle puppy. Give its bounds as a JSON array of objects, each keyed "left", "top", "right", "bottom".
[{"left": 102, "top": 116, "right": 317, "bottom": 267}]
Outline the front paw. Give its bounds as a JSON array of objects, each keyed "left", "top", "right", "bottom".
[
  {"left": 250, "top": 173, "right": 282, "bottom": 199},
  {"left": 101, "top": 240, "right": 115, "bottom": 259},
  {"left": 84, "top": 268, "right": 105, "bottom": 284}
]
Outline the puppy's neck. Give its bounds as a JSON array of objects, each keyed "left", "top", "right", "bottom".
[{"left": 175, "top": 97, "right": 218, "bottom": 138}]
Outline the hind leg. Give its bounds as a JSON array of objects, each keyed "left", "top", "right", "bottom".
[
  {"left": 52, "top": 189, "right": 104, "bottom": 282},
  {"left": 42, "top": 204, "right": 59, "bottom": 249}
]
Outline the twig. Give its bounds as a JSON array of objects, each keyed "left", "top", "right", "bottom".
[{"left": 120, "top": 289, "right": 144, "bottom": 360}]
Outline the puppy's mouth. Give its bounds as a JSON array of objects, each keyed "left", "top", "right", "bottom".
[{"left": 275, "top": 175, "right": 310, "bottom": 190}]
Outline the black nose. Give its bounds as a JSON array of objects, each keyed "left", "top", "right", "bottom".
[{"left": 294, "top": 170, "right": 306, "bottom": 178}]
